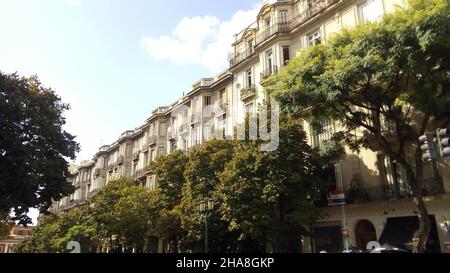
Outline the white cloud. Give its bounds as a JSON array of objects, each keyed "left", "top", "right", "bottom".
[{"left": 140, "top": 4, "right": 262, "bottom": 73}]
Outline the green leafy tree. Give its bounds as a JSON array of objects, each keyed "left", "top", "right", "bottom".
[
  {"left": 91, "top": 178, "right": 153, "bottom": 252},
  {"left": 14, "top": 214, "right": 60, "bottom": 253},
  {"left": 147, "top": 151, "right": 188, "bottom": 252},
  {"left": 0, "top": 212, "right": 13, "bottom": 239},
  {"left": 265, "top": 0, "right": 450, "bottom": 253},
  {"left": 180, "top": 140, "right": 238, "bottom": 252},
  {"left": 58, "top": 225, "right": 97, "bottom": 253},
  {"left": 219, "top": 118, "right": 322, "bottom": 253},
  {"left": 14, "top": 206, "right": 95, "bottom": 253},
  {"left": 0, "top": 72, "right": 80, "bottom": 224}
]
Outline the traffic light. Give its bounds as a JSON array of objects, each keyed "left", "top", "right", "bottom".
[
  {"left": 436, "top": 128, "right": 450, "bottom": 158},
  {"left": 419, "top": 133, "right": 437, "bottom": 162}
]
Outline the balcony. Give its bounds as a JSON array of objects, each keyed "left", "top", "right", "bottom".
[
  {"left": 190, "top": 112, "right": 201, "bottom": 124},
  {"left": 152, "top": 107, "right": 168, "bottom": 115},
  {"left": 99, "top": 145, "right": 109, "bottom": 153},
  {"left": 192, "top": 78, "right": 215, "bottom": 89},
  {"left": 87, "top": 189, "right": 100, "bottom": 199},
  {"left": 168, "top": 128, "right": 176, "bottom": 140},
  {"left": 134, "top": 169, "right": 146, "bottom": 179},
  {"left": 148, "top": 135, "right": 157, "bottom": 146},
  {"left": 260, "top": 65, "right": 278, "bottom": 80},
  {"left": 290, "top": 0, "right": 338, "bottom": 31},
  {"left": 216, "top": 101, "right": 228, "bottom": 116},
  {"left": 117, "top": 155, "right": 124, "bottom": 165},
  {"left": 214, "top": 128, "right": 226, "bottom": 139},
  {"left": 315, "top": 179, "right": 443, "bottom": 207},
  {"left": 133, "top": 151, "right": 140, "bottom": 161},
  {"left": 179, "top": 123, "right": 189, "bottom": 134},
  {"left": 255, "top": 22, "right": 290, "bottom": 46},
  {"left": 229, "top": 46, "right": 256, "bottom": 67},
  {"left": 240, "top": 85, "right": 256, "bottom": 101},
  {"left": 120, "top": 130, "right": 134, "bottom": 139}
]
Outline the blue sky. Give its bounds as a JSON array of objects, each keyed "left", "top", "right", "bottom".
[
  {"left": 0, "top": 0, "right": 267, "bottom": 224},
  {"left": 0, "top": 0, "right": 262, "bottom": 162}
]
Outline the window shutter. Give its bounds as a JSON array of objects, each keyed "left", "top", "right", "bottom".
[{"left": 334, "top": 163, "right": 343, "bottom": 190}]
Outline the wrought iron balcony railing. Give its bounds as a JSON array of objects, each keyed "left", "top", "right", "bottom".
[
  {"left": 240, "top": 85, "right": 256, "bottom": 101},
  {"left": 261, "top": 65, "right": 278, "bottom": 80}
]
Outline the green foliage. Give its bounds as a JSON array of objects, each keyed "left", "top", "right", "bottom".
[
  {"left": 265, "top": 0, "right": 450, "bottom": 252},
  {"left": 0, "top": 213, "right": 13, "bottom": 239},
  {"left": 180, "top": 140, "right": 237, "bottom": 252},
  {"left": 14, "top": 214, "right": 60, "bottom": 253},
  {"left": 148, "top": 150, "right": 188, "bottom": 209},
  {"left": 90, "top": 178, "right": 153, "bottom": 251},
  {"left": 219, "top": 118, "right": 322, "bottom": 252},
  {"left": 58, "top": 225, "right": 97, "bottom": 253},
  {"left": 0, "top": 72, "right": 80, "bottom": 224}
]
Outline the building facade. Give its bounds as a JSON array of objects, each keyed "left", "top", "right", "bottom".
[
  {"left": 0, "top": 226, "right": 33, "bottom": 253},
  {"left": 48, "top": 0, "right": 450, "bottom": 253}
]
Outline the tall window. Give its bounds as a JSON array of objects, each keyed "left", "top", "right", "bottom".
[
  {"left": 265, "top": 18, "right": 271, "bottom": 28},
  {"left": 312, "top": 119, "right": 333, "bottom": 148},
  {"left": 170, "top": 141, "right": 177, "bottom": 153},
  {"left": 171, "top": 117, "right": 177, "bottom": 133},
  {"left": 204, "top": 126, "right": 212, "bottom": 141},
  {"left": 383, "top": 156, "right": 411, "bottom": 198},
  {"left": 307, "top": 29, "right": 322, "bottom": 47},
  {"left": 359, "top": 0, "right": 384, "bottom": 23},
  {"left": 279, "top": 10, "right": 288, "bottom": 23},
  {"left": 183, "top": 138, "right": 188, "bottom": 152},
  {"left": 266, "top": 50, "right": 273, "bottom": 72},
  {"left": 204, "top": 96, "right": 212, "bottom": 106},
  {"left": 248, "top": 40, "right": 254, "bottom": 53},
  {"left": 158, "top": 147, "right": 165, "bottom": 157},
  {"left": 220, "top": 89, "right": 226, "bottom": 105},
  {"left": 144, "top": 151, "right": 149, "bottom": 166},
  {"left": 150, "top": 149, "right": 155, "bottom": 161},
  {"left": 245, "top": 102, "right": 254, "bottom": 116},
  {"left": 159, "top": 122, "right": 166, "bottom": 136},
  {"left": 282, "top": 45, "right": 290, "bottom": 66},
  {"left": 246, "top": 69, "right": 253, "bottom": 87}
]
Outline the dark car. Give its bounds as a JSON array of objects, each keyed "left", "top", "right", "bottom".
[{"left": 370, "top": 244, "right": 410, "bottom": 253}]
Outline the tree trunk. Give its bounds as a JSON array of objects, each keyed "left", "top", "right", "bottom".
[
  {"left": 412, "top": 197, "right": 431, "bottom": 253},
  {"left": 403, "top": 163, "right": 432, "bottom": 253}
]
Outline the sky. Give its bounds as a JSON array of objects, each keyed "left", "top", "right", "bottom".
[{"left": 0, "top": 0, "right": 268, "bottom": 224}]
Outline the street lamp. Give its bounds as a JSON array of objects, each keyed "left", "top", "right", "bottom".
[{"left": 199, "top": 198, "right": 215, "bottom": 253}]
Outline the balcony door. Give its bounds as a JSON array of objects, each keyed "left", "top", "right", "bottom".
[{"left": 266, "top": 50, "right": 273, "bottom": 74}]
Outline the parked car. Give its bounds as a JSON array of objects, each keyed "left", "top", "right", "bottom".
[{"left": 370, "top": 244, "right": 409, "bottom": 253}]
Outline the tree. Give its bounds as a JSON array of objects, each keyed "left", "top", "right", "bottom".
[
  {"left": 14, "top": 214, "right": 60, "bottom": 253},
  {"left": 147, "top": 151, "right": 188, "bottom": 252},
  {"left": 265, "top": 0, "right": 450, "bottom": 252},
  {"left": 90, "top": 178, "right": 153, "bottom": 252},
  {"left": 0, "top": 212, "right": 13, "bottom": 239},
  {"left": 14, "top": 205, "right": 94, "bottom": 253},
  {"left": 219, "top": 118, "right": 322, "bottom": 253},
  {"left": 179, "top": 140, "right": 238, "bottom": 252},
  {"left": 58, "top": 225, "right": 97, "bottom": 253},
  {"left": 0, "top": 72, "right": 80, "bottom": 224}
]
